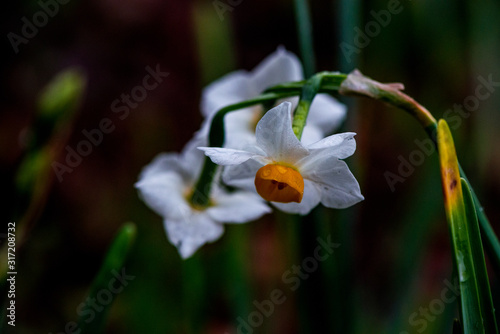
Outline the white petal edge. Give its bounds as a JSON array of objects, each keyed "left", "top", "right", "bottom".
[
  {"left": 135, "top": 172, "right": 191, "bottom": 220},
  {"left": 305, "top": 132, "right": 357, "bottom": 160},
  {"left": 199, "top": 147, "right": 269, "bottom": 166},
  {"left": 223, "top": 107, "right": 260, "bottom": 149},
  {"left": 137, "top": 152, "right": 182, "bottom": 180},
  {"left": 201, "top": 70, "right": 252, "bottom": 117},
  {"left": 179, "top": 133, "right": 208, "bottom": 178},
  {"left": 138, "top": 133, "right": 207, "bottom": 182},
  {"left": 302, "top": 155, "right": 364, "bottom": 209},
  {"left": 250, "top": 46, "right": 303, "bottom": 93},
  {"left": 255, "top": 102, "right": 309, "bottom": 164},
  {"left": 222, "top": 159, "right": 264, "bottom": 191},
  {"left": 164, "top": 213, "right": 224, "bottom": 259},
  {"left": 300, "top": 124, "right": 324, "bottom": 147},
  {"left": 207, "top": 191, "right": 271, "bottom": 223},
  {"left": 307, "top": 94, "right": 347, "bottom": 135}
]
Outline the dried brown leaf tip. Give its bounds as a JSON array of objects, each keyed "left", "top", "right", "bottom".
[
  {"left": 339, "top": 69, "right": 437, "bottom": 128},
  {"left": 339, "top": 69, "right": 405, "bottom": 98}
]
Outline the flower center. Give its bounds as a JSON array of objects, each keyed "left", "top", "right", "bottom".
[
  {"left": 185, "top": 187, "right": 213, "bottom": 210},
  {"left": 254, "top": 164, "right": 304, "bottom": 203}
]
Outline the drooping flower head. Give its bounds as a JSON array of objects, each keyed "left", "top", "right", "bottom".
[
  {"left": 199, "top": 102, "right": 364, "bottom": 215},
  {"left": 201, "top": 47, "right": 347, "bottom": 147},
  {"left": 135, "top": 134, "right": 271, "bottom": 259}
]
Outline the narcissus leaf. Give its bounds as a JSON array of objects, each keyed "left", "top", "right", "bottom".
[{"left": 438, "top": 119, "right": 497, "bottom": 334}]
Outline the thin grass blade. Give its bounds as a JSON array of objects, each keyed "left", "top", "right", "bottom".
[
  {"left": 78, "top": 222, "right": 137, "bottom": 334},
  {"left": 461, "top": 178, "right": 498, "bottom": 333}
]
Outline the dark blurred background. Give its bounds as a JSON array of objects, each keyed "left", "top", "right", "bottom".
[{"left": 2, "top": 0, "right": 500, "bottom": 333}]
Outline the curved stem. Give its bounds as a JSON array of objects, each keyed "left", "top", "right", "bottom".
[
  {"left": 339, "top": 70, "right": 500, "bottom": 278},
  {"left": 263, "top": 72, "right": 347, "bottom": 95}
]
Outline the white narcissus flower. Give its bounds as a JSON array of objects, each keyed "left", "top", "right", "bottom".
[
  {"left": 199, "top": 102, "right": 364, "bottom": 215},
  {"left": 135, "top": 135, "right": 271, "bottom": 259},
  {"left": 201, "top": 46, "right": 347, "bottom": 147}
]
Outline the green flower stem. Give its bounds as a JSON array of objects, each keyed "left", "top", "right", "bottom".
[
  {"left": 293, "top": 0, "right": 315, "bottom": 77},
  {"left": 339, "top": 0, "right": 362, "bottom": 71},
  {"left": 291, "top": 74, "right": 323, "bottom": 140},
  {"left": 190, "top": 92, "right": 302, "bottom": 207},
  {"left": 263, "top": 81, "right": 306, "bottom": 94},
  {"left": 181, "top": 255, "right": 206, "bottom": 334},
  {"left": 292, "top": 100, "right": 311, "bottom": 140},
  {"left": 263, "top": 72, "right": 347, "bottom": 95}
]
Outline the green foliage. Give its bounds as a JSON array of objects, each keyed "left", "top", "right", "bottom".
[
  {"left": 78, "top": 223, "right": 137, "bottom": 334},
  {"left": 37, "top": 68, "right": 86, "bottom": 120},
  {"left": 462, "top": 179, "right": 498, "bottom": 333},
  {"left": 437, "top": 120, "right": 497, "bottom": 333},
  {"left": 16, "top": 68, "right": 86, "bottom": 193}
]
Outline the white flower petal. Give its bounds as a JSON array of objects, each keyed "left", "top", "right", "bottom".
[
  {"left": 201, "top": 47, "right": 304, "bottom": 119},
  {"left": 271, "top": 180, "right": 322, "bottom": 215},
  {"left": 250, "top": 47, "right": 303, "bottom": 93},
  {"left": 201, "top": 70, "right": 252, "bottom": 117},
  {"left": 300, "top": 124, "right": 324, "bottom": 146},
  {"left": 223, "top": 107, "right": 260, "bottom": 149},
  {"left": 138, "top": 133, "right": 208, "bottom": 184},
  {"left": 305, "top": 132, "right": 357, "bottom": 159},
  {"left": 268, "top": 96, "right": 338, "bottom": 146},
  {"left": 224, "top": 132, "right": 258, "bottom": 151},
  {"left": 301, "top": 155, "right": 364, "bottom": 209},
  {"left": 319, "top": 165, "right": 364, "bottom": 209},
  {"left": 224, "top": 107, "right": 256, "bottom": 133},
  {"left": 255, "top": 102, "right": 309, "bottom": 163},
  {"left": 308, "top": 94, "right": 347, "bottom": 135},
  {"left": 179, "top": 133, "right": 208, "bottom": 178},
  {"left": 135, "top": 172, "right": 190, "bottom": 220},
  {"left": 222, "top": 159, "right": 263, "bottom": 191},
  {"left": 137, "top": 152, "right": 182, "bottom": 180},
  {"left": 164, "top": 214, "right": 224, "bottom": 259},
  {"left": 199, "top": 147, "right": 267, "bottom": 166},
  {"left": 207, "top": 191, "right": 271, "bottom": 223}
]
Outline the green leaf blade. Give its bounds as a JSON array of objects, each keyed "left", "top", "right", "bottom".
[
  {"left": 78, "top": 222, "right": 137, "bottom": 334},
  {"left": 437, "top": 119, "right": 484, "bottom": 333},
  {"left": 462, "top": 178, "right": 498, "bottom": 334}
]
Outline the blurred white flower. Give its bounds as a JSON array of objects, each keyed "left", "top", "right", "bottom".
[
  {"left": 201, "top": 46, "right": 346, "bottom": 148},
  {"left": 135, "top": 134, "right": 271, "bottom": 259},
  {"left": 199, "top": 102, "right": 364, "bottom": 215}
]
